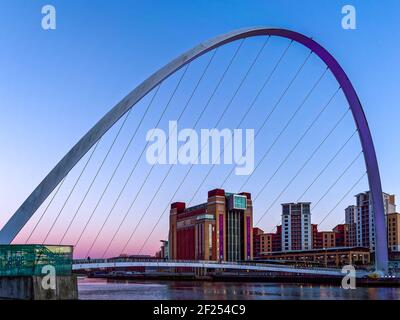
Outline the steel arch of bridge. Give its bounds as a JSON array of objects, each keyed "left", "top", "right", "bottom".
[{"left": 0, "top": 27, "right": 388, "bottom": 272}]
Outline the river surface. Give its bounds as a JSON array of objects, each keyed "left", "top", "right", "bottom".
[{"left": 78, "top": 277, "right": 400, "bottom": 300}]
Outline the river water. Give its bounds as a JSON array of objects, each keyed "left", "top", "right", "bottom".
[{"left": 78, "top": 277, "right": 400, "bottom": 300}]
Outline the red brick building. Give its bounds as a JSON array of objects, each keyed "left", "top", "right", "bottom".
[
  {"left": 253, "top": 227, "right": 264, "bottom": 257},
  {"left": 312, "top": 224, "right": 318, "bottom": 249},
  {"left": 169, "top": 189, "right": 253, "bottom": 262},
  {"left": 333, "top": 224, "right": 351, "bottom": 247},
  {"left": 253, "top": 226, "right": 282, "bottom": 258}
]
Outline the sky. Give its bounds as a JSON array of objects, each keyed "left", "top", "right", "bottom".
[{"left": 0, "top": 0, "right": 399, "bottom": 258}]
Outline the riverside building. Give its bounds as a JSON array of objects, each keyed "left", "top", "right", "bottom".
[{"left": 169, "top": 189, "right": 253, "bottom": 262}]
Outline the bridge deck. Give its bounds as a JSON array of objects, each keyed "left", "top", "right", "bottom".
[{"left": 73, "top": 259, "right": 366, "bottom": 277}]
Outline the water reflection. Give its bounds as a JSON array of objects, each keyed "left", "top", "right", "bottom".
[{"left": 78, "top": 277, "right": 400, "bottom": 300}]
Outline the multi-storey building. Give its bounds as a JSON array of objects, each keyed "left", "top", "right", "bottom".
[
  {"left": 254, "top": 247, "right": 371, "bottom": 267},
  {"left": 312, "top": 224, "right": 349, "bottom": 249},
  {"left": 259, "top": 233, "right": 273, "bottom": 255},
  {"left": 354, "top": 192, "right": 396, "bottom": 251},
  {"left": 253, "top": 226, "right": 282, "bottom": 258},
  {"left": 333, "top": 224, "right": 350, "bottom": 247},
  {"left": 281, "top": 202, "right": 312, "bottom": 252},
  {"left": 345, "top": 205, "right": 357, "bottom": 247},
  {"left": 387, "top": 212, "right": 400, "bottom": 253},
  {"left": 272, "top": 226, "right": 282, "bottom": 252},
  {"left": 155, "top": 240, "right": 169, "bottom": 259},
  {"left": 317, "top": 231, "right": 336, "bottom": 249},
  {"left": 311, "top": 224, "right": 318, "bottom": 249},
  {"left": 169, "top": 189, "right": 253, "bottom": 262},
  {"left": 253, "top": 227, "right": 264, "bottom": 257}
]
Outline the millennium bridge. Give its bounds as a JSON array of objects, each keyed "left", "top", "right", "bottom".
[
  {"left": 72, "top": 258, "right": 368, "bottom": 278},
  {"left": 0, "top": 26, "right": 390, "bottom": 299}
]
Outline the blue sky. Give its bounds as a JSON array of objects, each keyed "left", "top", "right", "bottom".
[{"left": 0, "top": 0, "right": 399, "bottom": 257}]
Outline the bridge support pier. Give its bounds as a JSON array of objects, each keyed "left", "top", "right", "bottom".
[
  {"left": 194, "top": 267, "right": 208, "bottom": 278},
  {"left": 0, "top": 275, "right": 78, "bottom": 300},
  {"left": 0, "top": 245, "right": 78, "bottom": 300}
]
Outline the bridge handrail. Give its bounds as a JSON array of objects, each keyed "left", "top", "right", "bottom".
[{"left": 72, "top": 258, "right": 347, "bottom": 272}]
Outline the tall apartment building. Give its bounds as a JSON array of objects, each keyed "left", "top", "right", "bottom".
[
  {"left": 281, "top": 202, "right": 312, "bottom": 252},
  {"left": 353, "top": 192, "right": 396, "bottom": 251},
  {"left": 387, "top": 212, "right": 400, "bottom": 253},
  {"left": 169, "top": 189, "right": 253, "bottom": 262},
  {"left": 345, "top": 205, "right": 357, "bottom": 247}
]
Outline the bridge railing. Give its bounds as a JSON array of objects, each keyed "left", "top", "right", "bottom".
[{"left": 73, "top": 258, "right": 346, "bottom": 272}]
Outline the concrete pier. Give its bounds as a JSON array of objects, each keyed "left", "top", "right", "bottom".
[
  {"left": 0, "top": 275, "right": 77, "bottom": 300},
  {"left": 0, "top": 244, "right": 78, "bottom": 300}
]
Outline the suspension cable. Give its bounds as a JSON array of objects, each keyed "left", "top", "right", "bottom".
[
  {"left": 135, "top": 43, "right": 315, "bottom": 255},
  {"left": 239, "top": 64, "right": 327, "bottom": 195},
  {"left": 255, "top": 124, "right": 357, "bottom": 226},
  {"left": 41, "top": 140, "right": 101, "bottom": 243},
  {"left": 25, "top": 177, "right": 66, "bottom": 243},
  {"left": 311, "top": 150, "right": 363, "bottom": 211},
  {"left": 187, "top": 39, "right": 293, "bottom": 205},
  {"left": 72, "top": 64, "right": 192, "bottom": 250},
  {"left": 268, "top": 148, "right": 363, "bottom": 233},
  {"left": 98, "top": 44, "right": 244, "bottom": 258},
  {"left": 219, "top": 50, "right": 313, "bottom": 189},
  {"left": 74, "top": 65, "right": 191, "bottom": 249},
  {"left": 57, "top": 111, "right": 131, "bottom": 244},
  {"left": 296, "top": 129, "right": 358, "bottom": 201},
  {"left": 113, "top": 39, "right": 249, "bottom": 257},
  {"left": 97, "top": 53, "right": 222, "bottom": 259},
  {"left": 59, "top": 84, "right": 162, "bottom": 244},
  {"left": 253, "top": 99, "right": 346, "bottom": 203},
  {"left": 84, "top": 49, "right": 219, "bottom": 257},
  {"left": 318, "top": 171, "right": 367, "bottom": 226}
]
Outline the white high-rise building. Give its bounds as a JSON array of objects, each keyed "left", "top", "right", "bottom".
[{"left": 281, "top": 202, "right": 312, "bottom": 252}]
